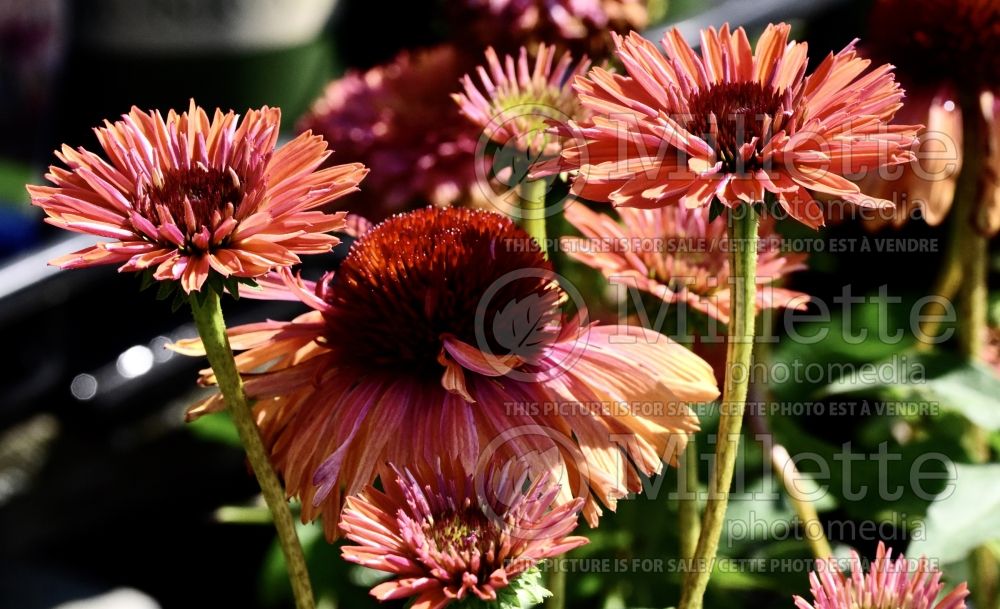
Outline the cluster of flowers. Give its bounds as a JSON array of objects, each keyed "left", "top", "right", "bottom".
[{"left": 27, "top": 0, "right": 991, "bottom": 606}]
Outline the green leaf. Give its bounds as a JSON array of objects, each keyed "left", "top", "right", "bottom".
[
  {"left": 708, "top": 198, "right": 726, "bottom": 223},
  {"left": 186, "top": 411, "right": 241, "bottom": 447},
  {"left": 768, "top": 415, "right": 955, "bottom": 521},
  {"left": 770, "top": 300, "right": 917, "bottom": 402},
  {"left": 908, "top": 463, "right": 1000, "bottom": 564},
  {"left": 820, "top": 350, "right": 1000, "bottom": 431},
  {"left": 0, "top": 159, "right": 33, "bottom": 206},
  {"left": 171, "top": 288, "right": 190, "bottom": 312},
  {"left": 723, "top": 476, "right": 837, "bottom": 552},
  {"left": 989, "top": 290, "right": 1000, "bottom": 326},
  {"left": 456, "top": 567, "right": 552, "bottom": 609},
  {"left": 155, "top": 279, "right": 177, "bottom": 301},
  {"left": 223, "top": 275, "right": 243, "bottom": 300},
  {"left": 138, "top": 269, "right": 156, "bottom": 292}
]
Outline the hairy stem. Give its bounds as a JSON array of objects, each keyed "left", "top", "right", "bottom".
[
  {"left": 956, "top": 93, "right": 989, "bottom": 360},
  {"left": 678, "top": 205, "right": 759, "bottom": 609},
  {"left": 544, "top": 567, "right": 566, "bottom": 609},
  {"left": 189, "top": 290, "right": 315, "bottom": 609},
  {"left": 679, "top": 439, "right": 701, "bottom": 563},
  {"left": 520, "top": 178, "right": 549, "bottom": 256}
]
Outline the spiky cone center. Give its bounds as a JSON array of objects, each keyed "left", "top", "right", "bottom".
[
  {"left": 320, "top": 207, "right": 560, "bottom": 374},
  {"left": 685, "top": 81, "right": 785, "bottom": 173},
  {"left": 139, "top": 165, "right": 250, "bottom": 253}
]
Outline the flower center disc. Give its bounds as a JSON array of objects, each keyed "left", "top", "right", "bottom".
[
  {"left": 144, "top": 167, "right": 244, "bottom": 229},
  {"left": 323, "top": 207, "right": 558, "bottom": 374},
  {"left": 685, "top": 81, "right": 783, "bottom": 172}
]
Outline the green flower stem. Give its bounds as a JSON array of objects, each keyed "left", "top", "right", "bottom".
[
  {"left": 544, "top": 568, "right": 566, "bottom": 609},
  {"left": 960, "top": 233, "right": 988, "bottom": 358},
  {"left": 520, "top": 178, "right": 549, "bottom": 256},
  {"left": 678, "top": 439, "right": 701, "bottom": 563},
  {"left": 189, "top": 290, "right": 315, "bottom": 609},
  {"left": 972, "top": 546, "right": 1000, "bottom": 609},
  {"left": 955, "top": 93, "right": 989, "bottom": 360},
  {"left": 679, "top": 205, "right": 759, "bottom": 609},
  {"left": 916, "top": 229, "right": 963, "bottom": 349},
  {"left": 769, "top": 444, "right": 833, "bottom": 560}
]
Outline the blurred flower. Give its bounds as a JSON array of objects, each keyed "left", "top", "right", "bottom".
[
  {"left": 857, "top": 88, "right": 962, "bottom": 230},
  {"left": 299, "top": 45, "right": 486, "bottom": 222},
  {"left": 869, "top": 0, "right": 998, "bottom": 96},
  {"left": 447, "top": 0, "right": 648, "bottom": 57},
  {"left": 175, "top": 206, "right": 719, "bottom": 536},
  {"left": 562, "top": 204, "right": 809, "bottom": 324},
  {"left": 29, "top": 101, "right": 366, "bottom": 293},
  {"left": 860, "top": 0, "right": 1000, "bottom": 233},
  {"left": 558, "top": 25, "right": 921, "bottom": 229},
  {"left": 793, "top": 541, "right": 969, "bottom": 609},
  {"left": 0, "top": 0, "right": 63, "bottom": 160},
  {"left": 340, "top": 461, "right": 587, "bottom": 607},
  {"left": 984, "top": 327, "right": 1000, "bottom": 376},
  {"left": 0, "top": 0, "right": 63, "bottom": 73},
  {"left": 454, "top": 43, "right": 590, "bottom": 158}
]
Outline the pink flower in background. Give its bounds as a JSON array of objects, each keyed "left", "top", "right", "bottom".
[
  {"left": 558, "top": 24, "right": 921, "bottom": 229},
  {"left": 175, "top": 207, "right": 719, "bottom": 537},
  {"left": 448, "top": 0, "right": 649, "bottom": 56},
  {"left": 29, "top": 101, "right": 367, "bottom": 293},
  {"left": 454, "top": 43, "right": 591, "bottom": 157},
  {"left": 562, "top": 204, "right": 809, "bottom": 324},
  {"left": 299, "top": 45, "right": 486, "bottom": 222},
  {"left": 340, "top": 461, "right": 587, "bottom": 608},
  {"left": 794, "top": 542, "right": 969, "bottom": 609},
  {"left": 984, "top": 327, "right": 1000, "bottom": 376},
  {"left": 856, "top": 86, "right": 963, "bottom": 230}
]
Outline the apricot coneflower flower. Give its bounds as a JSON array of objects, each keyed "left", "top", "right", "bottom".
[
  {"left": 299, "top": 45, "right": 485, "bottom": 221},
  {"left": 454, "top": 44, "right": 591, "bottom": 158},
  {"left": 175, "top": 206, "right": 719, "bottom": 537},
  {"left": 28, "top": 101, "right": 367, "bottom": 293},
  {"left": 860, "top": 0, "right": 1000, "bottom": 233},
  {"left": 558, "top": 24, "right": 922, "bottom": 229},
  {"left": 793, "top": 541, "right": 969, "bottom": 609},
  {"left": 340, "top": 462, "right": 587, "bottom": 608},
  {"left": 562, "top": 204, "right": 808, "bottom": 323}
]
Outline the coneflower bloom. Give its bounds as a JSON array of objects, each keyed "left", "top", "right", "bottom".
[
  {"left": 299, "top": 45, "right": 485, "bottom": 222},
  {"left": 175, "top": 206, "right": 719, "bottom": 536},
  {"left": 793, "top": 541, "right": 969, "bottom": 609},
  {"left": 340, "top": 462, "right": 588, "bottom": 608},
  {"left": 860, "top": 0, "right": 1000, "bottom": 233},
  {"left": 454, "top": 44, "right": 591, "bottom": 159},
  {"left": 558, "top": 24, "right": 922, "bottom": 229},
  {"left": 28, "top": 101, "right": 367, "bottom": 293},
  {"left": 562, "top": 204, "right": 809, "bottom": 323}
]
